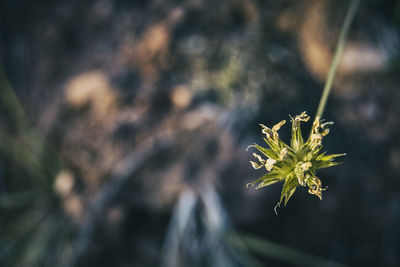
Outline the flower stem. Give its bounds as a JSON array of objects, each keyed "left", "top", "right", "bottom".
[{"left": 316, "top": 0, "right": 360, "bottom": 118}]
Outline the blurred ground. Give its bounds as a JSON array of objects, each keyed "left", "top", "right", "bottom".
[{"left": 1, "top": 0, "right": 400, "bottom": 266}]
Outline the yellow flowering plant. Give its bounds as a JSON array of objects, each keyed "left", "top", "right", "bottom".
[{"left": 246, "top": 111, "right": 345, "bottom": 210}]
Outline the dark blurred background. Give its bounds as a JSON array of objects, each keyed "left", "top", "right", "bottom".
[{"left": 1, "top": 0, "right": 400, "bottom": 266}]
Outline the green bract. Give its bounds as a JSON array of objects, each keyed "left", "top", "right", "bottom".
[{"left": 246, "top": 111, "right": 345, "bottom": 210}]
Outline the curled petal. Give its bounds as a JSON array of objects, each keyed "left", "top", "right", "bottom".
[
  {"left": 321, "top": 128, "right": 330, "bottom": 136},
  {"left": 259, "top": 124, "right": 272, "bottom": 136},
  {"left": 310, "top": 134, "right": 322, "bottom": 150},
  {"left": 312, "top": 115, "right": 321, "bottom": 130},
  {"left": 252, "top": 153, "right": 265, "bottom": 163},
  {"left": 279, "top": 148, "right": 288, "bottom": 161},
  {"left": 296, "top": 175, "right": 305, "bottom": 186},
  {"left": 272, "top": 120, "right": 286, "bottom": 142},
  {"left": 272, "top": 120, "right": 286, "bottom": 132},
  {"left": 321, "top": 121, "right": 334, "bottom": 128},
  {"left": 301, "top": 162, "right": 312, "bottom": 171},
  {"left": 265, "top": 158, "right": 276, "bottom": 171},
  {"left": 290, "top": 112, "right": 309, "bottom": 152},
  {"left": 246, "top": 145, "right": 255, "bottom": 151},
  {"left": 250, "top": 161, "right": 263, "bottom": 169},
  {"left": 294, "top": 163, "right": 305, "bottom": 185},
  {"left": 307, "top": 176, "right": 323, "bottom": 200},
  {"left": 293, "top": 111, "right": 310, "bottom": 123}
]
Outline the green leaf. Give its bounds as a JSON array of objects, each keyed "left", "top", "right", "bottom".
[
  {"left": 280, "top": 175, "right": 298, "bottom": 206},
  {"left": 256, "top": 177, "right": 281, "bottom": 189},
  {"left": 278, "top": 139, "right": 291, "bottom": 150},
  {"left": 291, "top": 124, "right": 303, "bottom": 152},
  {"left": 317, "top": 153, "right": 346, "bottom": 162},
  {"left": 251, "top": 143, "right": 279, "bottom": 160},
  {"left": 284, "top": 187, "right": 296, "bottom": 206},
  {"left": 273, "top": 162, "right": 294, "bottom": 177},
  {"left": 315, "top": 161, "right": 343, "bottom": 169},
  {"left": 246, "top": 172, "right": 282, "bottom": 189},
  {"left": 263, "top": 137, "right": 280, "bottom": 152}
]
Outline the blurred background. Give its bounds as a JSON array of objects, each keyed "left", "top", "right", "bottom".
[{"left": 1, "top": 0, "right": 400, "bottom": 266}]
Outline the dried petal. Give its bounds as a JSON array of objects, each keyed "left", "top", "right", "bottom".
[
  {"left": 250, "top": 161, "right": 263, "bottom": 169},
  {"left": 259, "top": 124, "right": 272, "bottom": 136},
  {"left": 293, "top": 111, "right": 310, "bottom": 123},
  {"left": 265, "top": 158, "right": 276, "bottom": 171},
  {"left": 252, "top": 153, "right": 265, "bottom": 163},
  {"left": 301, "top": 162, "right": 312, "bottom": 171},
  {"left": 279, "top": 148, "right": 288, "bottom": 161},
  {"left": 310, "top": 133, "right": 322, "bottom": 150},
  {"left": 271, "top": 120, "right": 286, "bottom": 142},
  {"left": 307, "top": 176, "right": 322, "bottom": 200}
]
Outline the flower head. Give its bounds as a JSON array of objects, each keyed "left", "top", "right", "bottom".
[{"left": 246, "top": 111, "right": 345, "bottom": 211}]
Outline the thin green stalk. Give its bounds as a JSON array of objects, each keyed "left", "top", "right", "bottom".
[{"left": 316, "top": 0, "right": 360, "bottom": 118}]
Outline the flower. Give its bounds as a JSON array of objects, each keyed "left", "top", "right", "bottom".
[{"left": 246, "top": 111, "right": 345, "bottom": 210}]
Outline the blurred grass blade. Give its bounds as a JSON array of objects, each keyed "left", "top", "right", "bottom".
[{"left": 227, "top": 232, "right": 348, "bottom": 267}]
